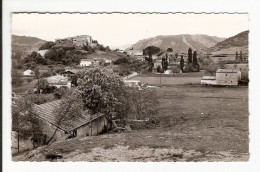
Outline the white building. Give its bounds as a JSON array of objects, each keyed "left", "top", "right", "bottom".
[
  {"left": 201, "top": 69, "right": 241, "bottom": 86},
  {"left": 23, "top": 69, "right": 35, "bottom": 76},
  {"left": 124, "top": 80, "right": 140, "bottom": 87},
  {"left": 80, "top": 59, "right": 93, "bottom": 67},
  {"left": 216, "top": 69, "right": 241, "bottom": 86},
  {"left": 37, "top": 50, "right": 48, "bottom": 57},
  {"left": 201, "top": 76, "right": 217, "bottom": 85},
  {"left": 46, "top": 75, "right": 71, "bottom": 88}
]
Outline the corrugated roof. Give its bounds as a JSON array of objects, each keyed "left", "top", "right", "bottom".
[
  {"left": 216, "top": 69, "right": 238, "bottom": 73},
  {"left": 201, "top": 76, "right": 216, "bottom": 80},
  {"left": 31, "top": 100, "right": 104, "bottom": 132}
]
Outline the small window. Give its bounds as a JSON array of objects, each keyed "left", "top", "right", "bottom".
[{"left": 225, "top": 74, "right": 227, "bottom": 77}]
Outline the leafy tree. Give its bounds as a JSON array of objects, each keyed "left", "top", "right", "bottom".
[
  {"left": 188, "top": 48, "right": 193, "bottom": 64},
  {"left": 23, "top": 51, "right": 46, "bottom": 65},
  {"left": 75, "top": 68, "right": 127, "bottom": 128},
  {"left": 204, "top": 64, "right": 219, "bottom": 75},
  {"left": 129, "top": 88, "right": 159, "bottom": 120},
  {"left": 167, "top": 48, "right": 173, "bottom": 52},
  {"left": 54, "top": 86, "right": 68, "bottom": 99},
  {"left": 157, "top": 65, "right": 162, "bottom": 73},
  {"left": 39, "top": 41, "right": 55, "bottom": 50},
  {"left": 147, "top": 53, "right": 154, "bottom": 72},
  {"left": 143, "top": 46, "right": 160, "bottom": 56},
  {"left": 12, "top": 96, "right": 44, "bottom": 151}
]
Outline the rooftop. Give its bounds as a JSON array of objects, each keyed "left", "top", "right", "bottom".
[
  {"left": 31, "top": 100, "right": 104, "bottom": 132},
  {"left": 201, "top": 76, "right": 216, "bottom": 80},
  {"left": 216, "top": 69, "right": 239, "bottom": 73}
]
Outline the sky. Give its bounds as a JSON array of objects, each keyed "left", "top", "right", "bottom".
[{"left": 11, "top": 13, "right": 249, "bottom": 49}]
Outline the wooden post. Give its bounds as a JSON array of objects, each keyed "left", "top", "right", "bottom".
[{"left": 17, "top": 131, "right": 19, "bottom": 153}]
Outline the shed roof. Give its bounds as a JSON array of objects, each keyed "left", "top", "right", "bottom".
[
  {"left": 31, "top": 100, "right": 104, "bottom": 132},
  {"left": 216, "top": 69, "right": 238, "bottom": 73},
  {"left": 201, "top": 76, "right": 216, "bottom": 80}
]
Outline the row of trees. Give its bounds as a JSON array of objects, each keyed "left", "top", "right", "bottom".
[{"left": 235, "top": 51, "right": 244, "bottom": 62}]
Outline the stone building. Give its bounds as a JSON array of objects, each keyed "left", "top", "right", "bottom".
[
  {"left": 216, "top": 69, "right": 241, "bottom": 85},
  {"left": 201, "top": 69, "right": 241, "bottom": 86},
  {"left": 55, "top": 35, "right": 93, "bottom": 48}
]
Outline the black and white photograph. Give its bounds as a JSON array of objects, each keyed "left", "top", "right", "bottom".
[
  {"left": 2, "top": 0, "right": 260, "bottom": 171},
  {"left": 10, "top": 12, "right": 249, "bottom": 162}
]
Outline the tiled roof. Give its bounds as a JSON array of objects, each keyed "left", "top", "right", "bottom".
[
  {"left": 216, "top": 69, "right": 238, "bottom": 73},
  {"left": 31, "top": 100, "right": 104, "bottom": 132}
]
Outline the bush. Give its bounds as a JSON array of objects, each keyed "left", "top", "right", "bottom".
[
  {"left": 113, "top": 57, "right": 130, "bottom": 65},
  {"left": 204, "top": 64, "right": 219, "bottom": 75},
  {"left": 171, "top": 66, "right": 180, "bottom": 73},
  {"left": 183, "top": 63, "right": 193, "bottom": 73},
  {"left": 157, "top": 65, "right": 162, "bottom": 73},
  {"left": 143, "top": 46, "right": 160, "bottom": 56},
  {"left": 12, "top": 77, "right": 23, "bottom": 86},
  {"left": 40, "top": 71, "right": 52, "bottom": 78},
  {"left": 54, "top": 86, "right": 68, "bottom": 99}
]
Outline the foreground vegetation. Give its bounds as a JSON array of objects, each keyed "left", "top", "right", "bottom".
[{"left": 13, "top": 84, "right": 249, "bottom": 161}]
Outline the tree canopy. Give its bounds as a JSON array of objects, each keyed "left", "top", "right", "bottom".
[{"left": 143, "top": 46, "right": 160, "bottom": 56}]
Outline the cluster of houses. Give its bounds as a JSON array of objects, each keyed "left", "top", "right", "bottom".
[{"left": 80, "top": 58, "right": 112, "bottom": 67}]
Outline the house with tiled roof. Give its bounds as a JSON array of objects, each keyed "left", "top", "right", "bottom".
[{"left": 31, "top": 100, "right": 108, "bottom": 142}]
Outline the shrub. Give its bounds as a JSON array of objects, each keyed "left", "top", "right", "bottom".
[
  {"left": 183, "top": 63, "right": 193, "bottom": 73},
  {"left": 171, "top": 66, "right": 181, "bottom": 73},
  {"left": 40, "top": 71, "right": 52, "bottom": 78},
  {"left": 204, "top": 64, "right": 219, "bottom": 75}
]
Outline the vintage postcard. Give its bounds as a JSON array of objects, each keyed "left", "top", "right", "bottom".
[
  {"left": 2, "top": 0, "right": 260, "bottom": 172},
  {"left": 10, "top": 12, "right": 249, "bottom": 162}
]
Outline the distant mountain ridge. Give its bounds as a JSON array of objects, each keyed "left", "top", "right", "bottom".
[
  {"left": 208, "top": 30, "right": 248, "bottom": 52},
  {"left": 12, "top": 35, "right": 47, "bottom": 58},
  {"left": 126, "top": 34, "right": 225, "bottom": 53}
]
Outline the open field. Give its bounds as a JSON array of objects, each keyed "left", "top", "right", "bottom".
[
  {"left": 12, "top": 79, "right": 37, "bottom": 94},
  {"left": 132, "top": 76, "right": 201, "bottom": 86},
  {"left": 13, "top": 84, "right": 249, "bottom": 161}
]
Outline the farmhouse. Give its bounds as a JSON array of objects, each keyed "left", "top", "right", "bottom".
[
  {"left": 23, "top": 69, "right": 35, "bottom": 76},
  {"left": 46, "top": 75, "right": 71, "bottom": 88},
  {"left": 31, "top": 100, "right": 108, "bottom": 140},
  {"left": 216, "top": 69, "right": 241, "bottom": 85},
  {"left": 12, "top": 100, "right": 108, "bottom": 152},
  {"left": 124, "top": 80, "right": 140, "bottom": 87},
  {"left": 80, "top": 59, "right": 93, "bottom": 67},
  {"left": 201, "top": 69, "right": 241, "bottom": 86}
]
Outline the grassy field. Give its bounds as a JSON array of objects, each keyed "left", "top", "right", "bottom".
[
  {"left": 13, "top": 83, "right": 249, "bottom": 161},
  {"left": 12, "top": 79, "right": 38, "bottom": 94},
  {"left": 132, "top": 76, "right": 201, "bottom": 86}
]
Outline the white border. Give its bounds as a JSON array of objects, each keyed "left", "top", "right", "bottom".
[{"left": 2, "top": 0, "right": 260, "bottom": 172}]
